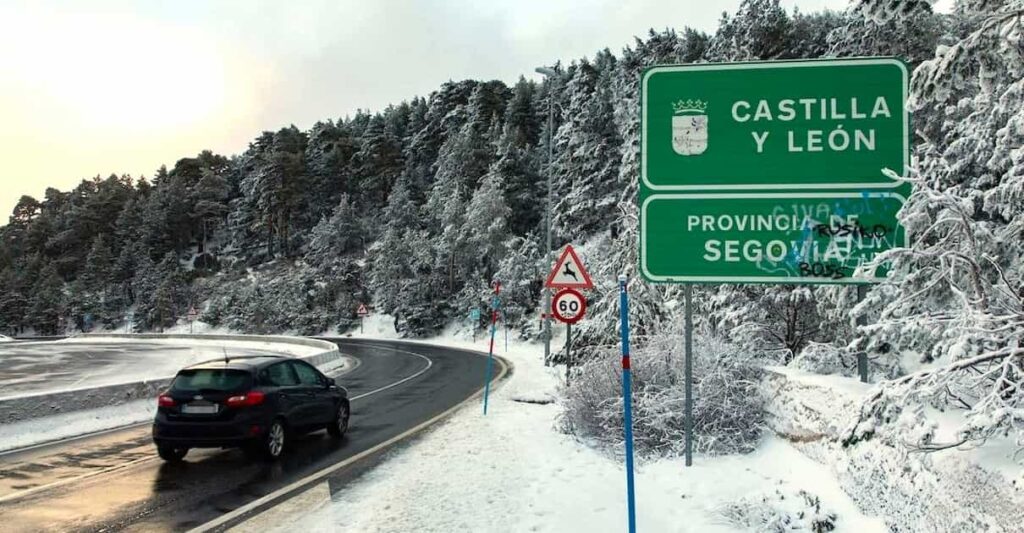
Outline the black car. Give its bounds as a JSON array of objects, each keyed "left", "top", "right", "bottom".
[{"left": 152, "top": 355, "right": 349, "bottom": 462}]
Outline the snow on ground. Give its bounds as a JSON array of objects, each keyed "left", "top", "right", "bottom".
[
  {"left": 320, "top": 313, "right": 403, "bottom": 340},
  {"left": 236, "top": 333, "right": 885, "bottom": 533},
  {"left": 0, "top": 399, "right": 154, "bottom": 454},
  {"left": 162, "top": 320, "right": 238, "bottom": 336},
  {"left": 58, "top": 335, "right": 326, "bottom": 358},
  {"left": 765, "top": 365, "right": 1024, "bottom": 530}
]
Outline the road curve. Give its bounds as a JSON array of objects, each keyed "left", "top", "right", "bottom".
[{"left": 0, "top": 339, "right": 505, "bottom": 532}]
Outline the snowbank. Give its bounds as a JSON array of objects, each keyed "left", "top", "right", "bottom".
[
  {"left": 0, "top": 399, "right": 154, "bottom": 454},
  {"left": 232, "top": 336, "right": 885, "bottom": 533},
  {"left": 320, "top": 313, "right": 402, "bottom": 340},
  {"left": 764, "top": 366, "right": 1024, "bottom": 531}
]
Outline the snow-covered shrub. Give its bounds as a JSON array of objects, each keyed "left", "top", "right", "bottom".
[
  {"left": 559, "top": 333, "right": 764, "bottom": 458},
  {"left": 718, "top": 489, "right": 837, "bottom": 533},
  {"left": 789, "top": 342, "right": 852, "bottom": 376}
]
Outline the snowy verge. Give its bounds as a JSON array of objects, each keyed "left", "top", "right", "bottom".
[
  {"left": 0, "top": 399, "right": 154, "bottom": 454},
  {"left": 764, "top": 366, "right": 1024, "bottom": 531},
  {"left": 66, "top": 333, "right": 331, "bottom": 358},
  {"left": 232, "top": 336, "right": 885, "bottom": 533},
  {"left": 318, "top": 313, "right": 403, "bottom": 340}
]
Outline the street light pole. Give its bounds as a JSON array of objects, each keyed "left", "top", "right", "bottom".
[{"left": 535, "top": 66, "right": 557, "bottom": 366}]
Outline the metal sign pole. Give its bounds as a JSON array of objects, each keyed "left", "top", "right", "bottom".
[
  {"left": 565, "top": 323, "right": 571, "bottom": 387},
  {"left": 483, "top": 283, "right": 500, "bottom": 415},
  {"left": 684, "top": 283, "right": 694, "bottom": 467},
  {"left": 856, "top": 284, "right": 868, "bottom": 383},
  {"left": 618, "top": 274, "right": 637, "bottom": 533}
]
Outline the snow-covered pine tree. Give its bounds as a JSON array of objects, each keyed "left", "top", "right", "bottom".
[
  {"left": 843, "top": 0, "right": 1024, "bottom": 454},
  {"left": 308, "top": 194, "right": 365, "bottom": 265}
]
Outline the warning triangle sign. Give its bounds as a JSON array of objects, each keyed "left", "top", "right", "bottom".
[
  {"left": 545, "top": 245, "right": 594, "bottom": 290},
  {"left": 356, "top": 303, "right": 369, "bottom": 316}
]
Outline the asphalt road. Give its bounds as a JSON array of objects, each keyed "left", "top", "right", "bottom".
[{"left": 0, "top": 339, "right": 504, "bottom": 532}]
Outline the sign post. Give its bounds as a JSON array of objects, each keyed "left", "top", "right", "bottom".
[
  {"left": 187, "top": 307, "right": 198, "bottom": 334},
  {"left": 552, "top": 288, "right": 586, "bottom": 386},
  {"left": 547, "top": 245, "right": 593, "bottom": 385},
  {"left": 618, "top": 274, "right": 637, "bottom": 533},
  {"left": 640, "top": 58, "right": 911, "bottom": 466},
  {"left": 483, "top": 281, "right": 500, "bottom": 415},
  {"left": 356, "top": 303, "right": 369, "bottom": 334},
  {"left": 470, "top": 308, "right": 481, "bottom": 342}
]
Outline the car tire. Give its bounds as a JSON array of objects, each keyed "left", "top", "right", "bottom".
[
  {"left": 157, "top": 445, "right": 189, "bottom": 462},
  {"left": 256, "top": 419, "right": 287, "bottom": 461},
  {"left": 327, "top": 402, "right": 349, "bottom": 439}
]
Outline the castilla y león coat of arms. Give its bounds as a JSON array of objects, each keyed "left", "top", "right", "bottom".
[{"left": 671, "top": 99, "right": 707, "bottom": 156}]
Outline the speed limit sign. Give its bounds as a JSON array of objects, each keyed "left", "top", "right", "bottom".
[{"left": 552, "top": 288, "right": 586, "bottom": 324}]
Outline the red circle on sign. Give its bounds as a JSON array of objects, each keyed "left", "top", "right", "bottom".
[{"left": 552, "top": 288, "right": 586, "bottom": 324}]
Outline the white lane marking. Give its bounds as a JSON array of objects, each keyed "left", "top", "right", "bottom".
[
  {"left": 190, "top": 351, "right": 508, "bottom": 533},
  {"left": 344, "top": 342, "right": 433, "bottom": 401},
  {"left": 0, "top": 348, "right": 415, "bottom": 506}
]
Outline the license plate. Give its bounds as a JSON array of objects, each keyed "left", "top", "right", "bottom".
[{"left": 182, "top": 404, "right": 218, "bottom": 414}]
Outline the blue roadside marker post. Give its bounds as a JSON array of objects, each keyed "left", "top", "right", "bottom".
[
  {"left": 618, "top": 274, "right": 637, "bottom": 533},
  {"left": 483, "top": 281, "right": 500, "bottom": 415}
]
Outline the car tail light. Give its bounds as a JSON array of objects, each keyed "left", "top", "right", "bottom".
[
  {"left": 158, "top": 394, "right": 175, "bottom": 407},
  {"left": 226, "top": 391, "right": 266, "bottom": 408}
]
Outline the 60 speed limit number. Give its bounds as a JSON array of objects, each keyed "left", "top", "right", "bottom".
[{"left": 552, "top": 288, "right": 587, "bottom": 324}]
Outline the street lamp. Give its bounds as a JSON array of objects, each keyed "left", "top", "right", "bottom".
[{"left": 535, "top": 66, "right": 556, "bottom": 366}]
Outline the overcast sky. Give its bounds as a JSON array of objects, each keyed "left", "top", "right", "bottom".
[{"left": 0, "top": 0, "right": 851, "bottom": 217}]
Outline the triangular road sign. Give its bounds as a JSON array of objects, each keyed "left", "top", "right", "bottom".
[
  {"left": 356, "top": 303, "right": 369, "bottom": 316},
  {"left": 545, "top": 245, "right": 594, "bottom": 290}
]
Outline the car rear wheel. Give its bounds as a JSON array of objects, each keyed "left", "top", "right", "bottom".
[
  {"left": 328, "top": 402, "right": 349, "bottom": 438},
  {"left": 157, "top": 445, "right": 189, "bottom": 462},
  {"left": 258, "top": 419, "right": 286, "bottom": 461}
]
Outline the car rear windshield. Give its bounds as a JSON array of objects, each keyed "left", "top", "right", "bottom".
[{"left": 171, "top": 369, "right": 252, "bottom": 393}]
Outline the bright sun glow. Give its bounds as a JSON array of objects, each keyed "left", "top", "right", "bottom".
[{"left": 1, "top": 10, "right": 226, "bottom": 133}]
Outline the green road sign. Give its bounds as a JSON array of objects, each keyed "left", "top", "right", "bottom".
[
  {"left": 640, "top": 192, "right": 907, "bottom": 284},
  {"left": 641, "top": 58, "right": 908, "bottom": 192},
  {"left": 639, "top": 58, "right": 911, "bottom": 285}
]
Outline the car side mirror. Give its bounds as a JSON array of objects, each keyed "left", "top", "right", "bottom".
[{"left": 326, "top": 377, "right": 336, "bottom": 387}]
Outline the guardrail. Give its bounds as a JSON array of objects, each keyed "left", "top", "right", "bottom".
[{"left": 0, "top": 334, "right": 343, "bottom": 425}]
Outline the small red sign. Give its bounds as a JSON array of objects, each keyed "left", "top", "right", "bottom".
[
  {"left": 356, "top": 303, "right": 369, "bottom": 317},
  {"left": 552, "top": 288, "right": 586, "bottom": 324}
]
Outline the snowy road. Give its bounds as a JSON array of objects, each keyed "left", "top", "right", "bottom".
[
  {"left": 0, "top": 341, "right": 291, "bottom": 399},
  {"left": 0, "top": 339, "right": 504, "bottom": 532}
]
